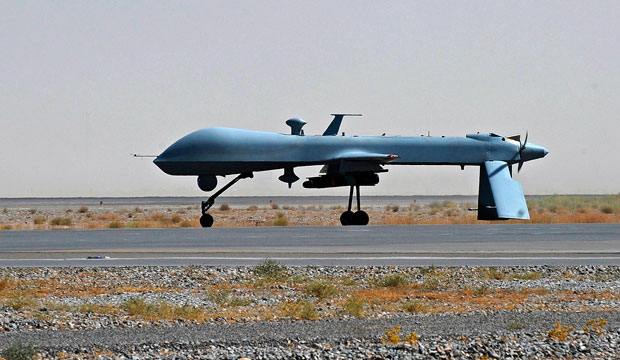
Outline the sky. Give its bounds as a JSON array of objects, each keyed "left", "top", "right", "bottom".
[{"left": 1, "top": 1, "right": 619, "bottom": 197}]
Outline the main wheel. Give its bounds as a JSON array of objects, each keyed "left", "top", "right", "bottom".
[
  {"left": 200, "top": 213, "right": 214, "bottom": 228},
  {"left": 353, "top": 210, "right": 369, "bottom": 226},
  {"left": 340, "top": 211, "right": 354, "bottom": 226}
]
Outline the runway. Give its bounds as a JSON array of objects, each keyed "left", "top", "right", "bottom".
[{"left": 1, "top": 223, "right": 619, "bottom": 266}]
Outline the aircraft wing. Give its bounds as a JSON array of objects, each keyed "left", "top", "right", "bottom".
[
  {"left": 478, "top": 160, "right": 530, "bottom": 220},
  {"left": 327, "top": 151, "right": 399, "bottom": 164},
  {"left": 305, "top": 151, "right": 398, "bottom": 188}
]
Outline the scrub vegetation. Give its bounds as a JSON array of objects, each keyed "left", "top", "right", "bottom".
[
  {"left": 1, "top": 341, "right": 39, "bottom": 360},
  {"left": 305, "top": 280, "right": 338, "bottom": 300},
  {"left": 1, "top": 265, "right": 620, "bottom": 327},
  {"left": 1, "top": 194, "right": 619, "bottom": 230},
  {"left": 273, "top": 212, "right": 288, "bottom": 226},
  {"left": 123, "top": 297, "right": 206, "bottom": 321}
]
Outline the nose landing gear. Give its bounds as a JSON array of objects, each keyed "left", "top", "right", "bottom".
[
  {"left": 199, "top": 172, "right": 253, "bottom": 227},
  {"left": 340, "top": 185, "right": 369, "bottom": 226}
]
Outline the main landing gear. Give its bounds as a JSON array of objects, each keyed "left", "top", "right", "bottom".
[
  {"left": 199, "top": 172, "right": 253, "bottom": 227},
  {"left": 340, "top": 185, "right": 369, "bottom": 226}
]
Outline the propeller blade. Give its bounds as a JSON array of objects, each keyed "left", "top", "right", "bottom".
[{"left": 517, "top": 130, "right": 528, "bottom": 173}]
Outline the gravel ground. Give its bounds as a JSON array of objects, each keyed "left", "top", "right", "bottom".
[
  {"left": 1, "top": 265, "right": 620, "bottom": 359},
  {"left": 1, "top": 312, "right": 619, "bottom": 359}
]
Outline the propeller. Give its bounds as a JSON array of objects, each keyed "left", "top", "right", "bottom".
[{"left": 517, "top": 131, "right": 528, "bottom": 172}]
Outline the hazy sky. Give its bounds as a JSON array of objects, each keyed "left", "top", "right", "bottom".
[{"left": 1, "top": 1, "right": 619, "bottom": 197}]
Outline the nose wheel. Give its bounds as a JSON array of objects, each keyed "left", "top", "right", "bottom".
[
  {"left": 199, "top": 214, "right": 214, "bottom": 228},
  {"left": 340, "top": 185, "right": 369, "bottom": 226},
  {"left": 199, "top": 172, "right": 253, "bottom": 228}
]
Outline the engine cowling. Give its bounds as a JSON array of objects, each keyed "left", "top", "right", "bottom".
[{"left": 197, "top": 175, "right": 218, "bottom": 192}]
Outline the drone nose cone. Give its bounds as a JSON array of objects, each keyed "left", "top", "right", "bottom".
[
  {"left": 153, "top": 155, "right": 165, "bottom": 166},
  {"left": 521, "top": 143, "right": 548, "bottom": 161},
  {"left": 153, "top": 154, "right": 173, "bottom": 174}
]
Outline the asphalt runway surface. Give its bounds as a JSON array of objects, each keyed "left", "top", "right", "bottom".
[{"left": 1, "top": 223, "right": 619, "bottom": 266}]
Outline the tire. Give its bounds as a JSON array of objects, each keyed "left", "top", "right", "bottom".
[
  {"left": 340, "top": 211, "right": 354, "bottom": 226},
  {"left": 353, "top": 210, "right": 369, "bottom": 226},
  {"left": 200, "top": 213, "right": 214, "bottom": 228},
  {"left": 197, "top": 175, "right": 218, "bottom": 192}
]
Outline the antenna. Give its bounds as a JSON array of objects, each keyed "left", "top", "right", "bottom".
[{"left": 131, "top": 154, "right": 157, "bottom": 158}]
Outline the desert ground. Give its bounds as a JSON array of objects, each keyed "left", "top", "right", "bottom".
[
  {"left": 1, "top": 195, "right": 620, "bottom": 359},
  {"left": 1, "top": 195, "right": 618, "bottom": 230},
  {"left": 1, "top": 264, "right": 620, "bottom": 359}
]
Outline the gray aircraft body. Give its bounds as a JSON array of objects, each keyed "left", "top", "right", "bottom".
[{"left": 153, "top": 114, "right": 548, "bottom": 227}]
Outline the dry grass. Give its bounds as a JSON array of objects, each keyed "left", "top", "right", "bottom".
[
  {"left": 1, "top": 341, "right": 39, "bottom": 360},
  {"left": 9, "top": 266, "right": 575, "bottom": 320},
  {"left": 0, "top": 275, "right": 12, "bottom": 291},
  {"left": 1, "top": 267, "right": 619, "bottom": 326},
  {"left": 280, "top": 300, "right": 319, "bottom": 320},
  {"left": 123, "top": 297, "right": 206, "bottom": 321},
  {"left": 402, "top": 300, "right": 430, "bottom": 313},
  {"left": 305, "top": 280, "right": 338, "bottom": 300},
  {"left": 108, "top": 221, "right": 123, "bottom": 229},
  {"left": 2, "top": 290, "right": 37, "bottom": 311},
  {"left": 510, "top": 270, "right": 540, "bottom": 280},
  {"left": 377, "top": 274, "right": 409, "bottom": 288},
  {"left": 351, "top": 284, "right": 555, "bottom": 314},
  {"left": 528, "top": 194, "right": 620, "bottom": 213},
  {"left": 273, "top": 212, "right": 288, "bottom": 226},
  {"left": 7, "top": 195, "right": 620, "bottom": 230},
  {"left": 253, "top": 259, "right": 287, "bottom": 280},
  {"left": 356, "top": 287, "right": 409, "bottom": 308},
  {"left": 342, "top": 296, "right": 365, "bottom": 318},
  {"left": 99, "top": 213, "right": 119, "bottom": 221},
  {"left": 0, "top": 275, "right": 174, "bottom": 299},
  {"left": 601, "top": 206, "right": 614, "bottom": 214},
  {"left": 208, "top": 288, "right": 252, "bottom": 307},
  {"left": 478, "top": 267, "right": 505, "bottom": 280},
  {"left": 528, "top": 210, "right": 617, "bottom": 224},
  {"left": 49, "top": 217, "right": 71, "bottom": 226},
  {"left": 180, "top": 220, "right": 195, "bottom": 227}
]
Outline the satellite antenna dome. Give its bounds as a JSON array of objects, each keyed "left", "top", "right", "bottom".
[{"left": 286, "top": 118, "right": 306, "bottom": 135}]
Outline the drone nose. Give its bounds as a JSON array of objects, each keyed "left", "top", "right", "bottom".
[{"left": 522, "top": 143, "right": 548, "bottom": 161}]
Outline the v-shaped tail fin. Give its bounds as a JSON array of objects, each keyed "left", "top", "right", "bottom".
[{"left": 322, "top": 114, "right": 362, "bottom": 136}]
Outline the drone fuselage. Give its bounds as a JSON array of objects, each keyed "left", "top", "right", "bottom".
[{"left": 154, "top": 127, "right": 547, "bottom": 176}]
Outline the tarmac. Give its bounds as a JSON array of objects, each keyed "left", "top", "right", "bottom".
[{"left": 1, "top": 223, "right": 619, "bottom": 266}]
